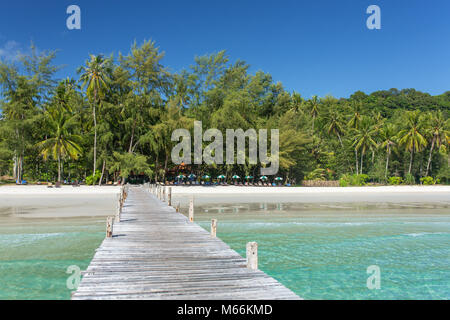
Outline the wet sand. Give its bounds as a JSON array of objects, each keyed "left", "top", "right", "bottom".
[{"left": 0, "top": 185, "right": 120, "bottom": 218}]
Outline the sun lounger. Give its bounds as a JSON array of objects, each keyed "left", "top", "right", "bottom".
[{"left": 47, "top": 182, "right": 53, "bottom": 188}]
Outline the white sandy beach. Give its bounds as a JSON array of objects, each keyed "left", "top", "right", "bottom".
[
  {"left": 169, "top": 185, "right": 450, "bottom": 194},
  {"left": 0, "top": 185, "right": 121, "bottom": 195},
  {"left": 169, "top": 185, "right": 450, "bottom": 205},
  {"left": 0, "top": 185, "right": 449, "bottom": 218},
  {"left": 0, "top": 185, "right": 120, "bottom": 218}
]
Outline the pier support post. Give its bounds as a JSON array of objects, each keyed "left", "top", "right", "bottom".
[
  {"left": 106, "top": 216, "right": 114, "bottom": 238},
  {"left": 189, "top": 197, "right": 194, "bottom": 222},
  {"left": 246, "top": 242, "right": 258, "bottom": 270},
  {"left": 168, "top": 187, "right": 172, "bottom": 206},
  {"left": 211, "top": 219, "right": 217, "bottom": 237},
  {"left": 115, "top": 194, "right": 121, "bottom": 223}
]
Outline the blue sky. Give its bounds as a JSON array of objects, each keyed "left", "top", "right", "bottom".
[{"left": 0, "top": 0, "right": 449, "bottom": 98}]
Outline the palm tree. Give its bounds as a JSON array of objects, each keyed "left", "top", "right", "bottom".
[
  {"left": 37, "top": 107, "right": 82, "bottom": 182},
  {"left": 379, "top": 123, "right": 397, "bottom": 178},
  {"left": 351, "top": 117, "right": 377, "bottom": 174},
  {"left": 424, "top": 111, "right": 450, "bottom": 176},
  {"left": 290, "top": 91, "right": 303, "bottom": 114},
  {"left": 398, "top": 110, "right": 427, "bottom": 175},
  {"left": 347, "top": 101, "right": 363, "bottom": 173},
  {"left": 78, "top": 54, "right": 111, "bottom": 177},
  {"left": 308, "top": 95, "right": 320, "bottom": 132},
  {"left": 347, "top": 101, "right": 362, "bottom": 129},
  {"left": 325, "top": 109, "right": 345, "bottom": 147}
]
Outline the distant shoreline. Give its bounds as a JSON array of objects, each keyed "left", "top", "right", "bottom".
[
  {"left": 170, "top": 185, "right": 450, "bottom": 194},
  {"left": 1, "top": 184, "right": 450, "bottom": 195}
]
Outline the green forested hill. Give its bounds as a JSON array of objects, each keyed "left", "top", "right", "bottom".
[{"left": 0, "top": 42, "right": 449, "bottom": 185}]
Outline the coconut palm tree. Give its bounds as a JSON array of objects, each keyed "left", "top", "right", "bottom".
[
  {"left": 424, "top": 111, "right": 450, "bottom": 176},
  {"left": 398, "top": 110, "right": 427, "bottom": 175},
  {"left": 379, "top": 123, "right": 397, "bottom": 178},
  {"left": 290, "top": 91, "right": 303, "bottom": 114},
  {"left": 325, "top": 109, "right": 345, "bottom": 147},
  {"left": 347, "top": 101, "right": 362, "bottom": 173},
  {"left": 351, "top": 117, "right": 377, "bottom": 174},
  {"left": 78, "top": 54, "right": 111, "bottom": 177},
  {"left": 37, "top": 107, "right": 82, "bottom": 182},
  {"left": 308, "top": 95, "right": 320, "bottom": 132}
]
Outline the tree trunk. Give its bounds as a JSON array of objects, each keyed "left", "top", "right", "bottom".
[
  {"left": 155, "top": 158, "right": 159, "bottom": 183},
  {"left": 163, "top": 153, "right": 168, "bottom": 183},
  {"left": 337, "top": 133, "right": 344, "bottom": 148},
  {"left": 93, "top": 102, "right": 97, "bottom": 177},
  {"left": 360, "top": 150, "right": 364, "bottom": 174},
  {"left": 57, "top": 154, "right": 61, "bottom": 183},
  {"left": 408, "top": 146, "right": 415, "bottom": 175},
  {"left": 98, "top": 159, "right": 106, "bottom": 186},
  {"left": 13, "top": 155, "right": 17, "bottom": 181},
  {"left": 355, "top": 149, "right": 359, "bottom": 175},
  {"left": 128, "top": 118, "right": 136, "bottom": 153},
  {"left": 385, "top": 146, "right": 391, "bottom": 178},
  {"left": 425, "top": 136, "right": 436, "bottom": 177}
]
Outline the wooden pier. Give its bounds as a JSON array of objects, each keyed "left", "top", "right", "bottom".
[{"left": 71, "top": 185, "right": 301, "bottom": 300}]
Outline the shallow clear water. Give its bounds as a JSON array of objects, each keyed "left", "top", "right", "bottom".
[
  {"left": 0, "top": 195, "right": 449, "bottom": 300},
  {"left": 0, "top": 219, "right": 105, "bottom": 300},
  {"left": 178, "top": 200, "right": 450, "bottom": 300}
]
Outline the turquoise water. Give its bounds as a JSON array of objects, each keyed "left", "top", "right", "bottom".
[
  {"left": 0, "top": 219, "right": 105, "bottom": 300},
  {"left": 187, "top": 202, "right": 450, "bottom": 300},
  {"left": 1, "top": 198, "right": 449, "bottom": 300}
]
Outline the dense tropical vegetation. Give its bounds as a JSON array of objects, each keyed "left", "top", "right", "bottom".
[{"left": 0, "top": 41, "right": 449, "bottom": 185}]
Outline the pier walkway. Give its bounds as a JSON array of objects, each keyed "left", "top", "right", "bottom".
[{"left": 71, "top": 185, "right": 300, "bottom": 300}]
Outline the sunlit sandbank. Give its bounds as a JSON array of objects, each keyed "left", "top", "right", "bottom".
[
  {"left": 171, "top": 185, "right": 450, "bottom": 205},
  {"left": 0, "top": 185, "right": 120, "bottom": 218}
]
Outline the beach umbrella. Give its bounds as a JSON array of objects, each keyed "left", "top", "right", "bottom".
[
  {"left": 274, "top": 177, "right": 283, "bottom": 181},
  {"left": 260, "top": 176, "right": 268, "bottom": 180},
  {"left": 245, "top": 175, "right": 253, "bottom": 180},
  {"left": 232, "top": 175, "right": 240, "bottom": 179},
  {"left": 188, "top": 174, "right": 196, "bottom": 179},
  {"left": 176, "top": 174, "right": 185, "bottom": 179},
  {"left": 217, "top": 175, "right": 226, "bottom": 179},
  {"left": 202, "top": 174, "right": 211, "bottom": 179}
]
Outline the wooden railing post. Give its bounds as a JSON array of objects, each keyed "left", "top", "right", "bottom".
[
  {"left": 189, "top": 197, "right": 194, "bottom": 222},
  {"left": 106, "top": 216, "right": 114, "bottom": 238},
  {"left": 246, "top": 242, "right": 258, "bottom": 270},
  {"left": 211, "top": 219, "right": 217, "bottom": 237},
  {"left": 168, "top": 187, "right": 172, "bottom": 206},
  {"left": 176, "top": 202, "right": 180, "bottom": 212},
  {"left": 115, "top": 194, "right": 121, "bottom": 223}
]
